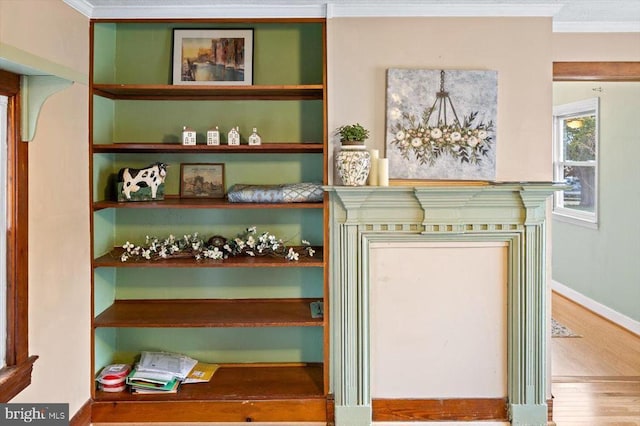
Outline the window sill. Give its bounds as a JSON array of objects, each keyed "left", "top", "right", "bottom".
[
  {"left": 0, "top": 355, "right": 38, "bottom": 402},
  {"left": 552, "top": 211, "right": 598, "bottom": 230}
]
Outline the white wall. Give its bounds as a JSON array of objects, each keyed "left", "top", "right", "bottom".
[
  {"left": 552, "top": 32, "right": 640, "bottom": 61},
  {"left": 0, "top": 0, "right": 90, "bottom": 415},
  {"left": 370, "top": 242, "right": 508, "bottom": 399},
  {"left": 328, "top": 17, "right": 554, "bottom": 184}
]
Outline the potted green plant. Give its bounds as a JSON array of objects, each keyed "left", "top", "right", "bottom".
[
  {"left": 336, "top": 123, "right": 370, "bottom": 145},
  {"left": 335, "top": 123, "right": 371, "bottom": 186}
]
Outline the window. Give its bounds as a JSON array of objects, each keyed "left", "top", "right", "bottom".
[
  {"left": 0, "top": 69, "right": 36, "bottom": 401},
  {"left": 553, "top": 97, "right": 599, "bottom": 227}
]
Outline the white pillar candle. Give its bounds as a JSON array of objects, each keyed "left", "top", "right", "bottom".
[
  {"left": 369, "top": 149, "right": 379, "bottom": 186},
  {"left": 378, "top": 158, "right": 389, "bottom": 186}
]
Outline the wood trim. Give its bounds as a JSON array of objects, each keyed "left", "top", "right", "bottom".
[
  {"left": 70, "top": 400, "right": 91, "bottom": 426},
  {"left": 91, "top": 398, "right": 327, "bottom": 422},
  {"left": 548, "top": 397, "right": 553, "bottom": 421},
  {"left": 90, "top": 18, "right": 326, "bottom": 24},
  {"left": 88, "top": 20, "right": 97, "bottom": 402},
  {"left": 91, "top": 142, "right": 323, "bottom": 154},
  {"left": 0, "top": 69, "right": 35, "bottom": 402},
  {"left": 93, "top": 298, "right": 324, "bottom": 328},
  {"left": 372, "top": 398, "right": 508, "bottom": 421},
  {"left": 326, "top": 394, "right": 335, "bottom": 425},
  {"left": 93, "top": 83, "right": 323, "bottom": 100},
  {"left": 0, "top": 356, "right": 38, "bottom": 402},
  {"left": 0, "top": 70, "right": 20, "bottom": 94},
  {"left": 553, "top": 62, "right": 640, "bottom": 81},
  {"left": 94, "top": 247, "right": 323, "bottom": 268}
]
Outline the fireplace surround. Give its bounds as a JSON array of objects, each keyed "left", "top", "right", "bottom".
[{"left": 326, "top": 183, "right": 561, "bottom": 425}]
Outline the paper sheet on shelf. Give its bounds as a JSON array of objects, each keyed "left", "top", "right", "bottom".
[
  {"left": 137, "top": 351, "right": 198, "bottom": 380},
  {"left": 183, "top": 362, "right": 220, "bottom": 384}
]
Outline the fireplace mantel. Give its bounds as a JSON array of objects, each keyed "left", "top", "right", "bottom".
[{"left": 326, "top": 183, "right": 561, "bottom": 426}]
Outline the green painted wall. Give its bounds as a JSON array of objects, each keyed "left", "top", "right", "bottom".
[
  {"left": 552, "top": 82, "right": 640, "bottom": 322},
  {"left": 93, "top": 22, "right": 323, "bottom": 85},
  {"left": 109, "top": 327, "right": 324, "bottom": 365}
]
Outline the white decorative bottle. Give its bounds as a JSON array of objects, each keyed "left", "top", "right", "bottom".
[
  {"left": 181, "top": 126, "right": 196, "bottom": 145},
  {"left": 248, "top": 128, "right": 262, "bottom": 146},
  {"left": 227, "top": 126, "right": 240, "bottom": 146},
  {"left": 206, "top": 126, "right": 220, "bottom": 145}
]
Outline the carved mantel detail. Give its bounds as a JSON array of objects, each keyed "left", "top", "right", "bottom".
[{"left": 326, "top": 183, "right": 562, "bottom": 426}]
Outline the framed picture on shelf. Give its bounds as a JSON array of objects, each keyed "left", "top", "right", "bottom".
[
  {"left": 172, "top": 29, "right": 253, "bottom": 86},
  {"left": 180, "top": 163, "right": 225, "bottom": 199}
]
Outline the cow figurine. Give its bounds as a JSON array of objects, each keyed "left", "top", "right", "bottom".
[{"left": 117, "top": 162, "right": 168, "bottom": 200}]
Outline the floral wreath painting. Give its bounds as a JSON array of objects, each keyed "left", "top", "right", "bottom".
[{"left": 386, "top": 68, "right": 498, "bottom": 181}]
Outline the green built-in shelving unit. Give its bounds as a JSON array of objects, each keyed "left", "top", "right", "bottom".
[{"left": 89, "top": 19, "right": 329, "bottom": 423}]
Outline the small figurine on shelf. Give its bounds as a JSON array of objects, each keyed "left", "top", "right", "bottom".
[
  {"left": 117, "top": 162, "right": 167, "bottom": 201},
  {"left": 248, "top": 127, "right": 262, "bottom": 146},
  {"left": 227, "top": 126, "right": 241, "bottom": 146},
  {"left": 207, "top": 126, "right": 220, "bottom": 146},
  {"left": 181, "top": 126, "right": 196, "bottom": 145}
]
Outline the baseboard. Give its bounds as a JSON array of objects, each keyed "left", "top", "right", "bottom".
[
  {"left": 372, "top": 398, "right": 508, "bottom": 421},
  {"left": 552, "top": 280, "right": 640, "bottom": 336},
  {"left": 70, "top": 399, "right": 91, "bottom": 426}
]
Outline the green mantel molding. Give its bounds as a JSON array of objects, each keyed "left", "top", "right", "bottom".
[{"left": 325, "top": 182, "right": 562, "bottom": 426}]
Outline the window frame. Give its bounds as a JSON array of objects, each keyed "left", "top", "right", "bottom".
[
  {"left": 0, "top": 69, "right": 37, "bottom": 402},
  {"left": 552, "top": 97, "right": 599, "bottom": 228}
]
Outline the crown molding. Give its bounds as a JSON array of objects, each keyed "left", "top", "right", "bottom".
[
  {"left": 553, "top": 21, "right": 640, "bottom": 33},
  {"left": 64, "top": 1, "right": 561, "bottom": 19},
  {"left": 63, "top": 1, "right": 326, "bottom": 19},
  {"left": 62, "top": 0, "right": 94, "bottom": 18},
  {"left": 61, "top": 0, "right": 638, "bottom": 33},
  {"left": 326, "top": 3, "right": 562, "bottom": 18}
]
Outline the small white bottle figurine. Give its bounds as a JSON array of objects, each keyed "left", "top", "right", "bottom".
[
  {"left": 207, "top": 126, "right": 220, "bottom": 146},
  {"left": 248, "top": 127, "right": 262, "bottom": 146},
  {"left": 181, "top": 126, "right": 196, "bottom": 146},
  {"left": 227, "top": 126, "right": 241, "bottom": 146}
]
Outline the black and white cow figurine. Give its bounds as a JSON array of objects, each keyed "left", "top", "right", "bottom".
[{"left": 117, "top": 162, "right": 168, "bottom": 200}]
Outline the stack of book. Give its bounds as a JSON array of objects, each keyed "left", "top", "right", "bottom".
[{"left": 126, "top": 351, "right": 197, "bottom": 394}]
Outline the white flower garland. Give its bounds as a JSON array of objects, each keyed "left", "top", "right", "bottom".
[{"left": 117, "top": 227, "right": 315, "bottom": 262}]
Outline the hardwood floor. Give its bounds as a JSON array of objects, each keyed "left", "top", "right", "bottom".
[{"left": 551, "top": 292, "right": 640, "bottom": 425}]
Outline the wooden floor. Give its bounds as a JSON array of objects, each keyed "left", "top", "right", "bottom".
[{"left": 551, "top": 292, "right": 640, "bottom": 425}]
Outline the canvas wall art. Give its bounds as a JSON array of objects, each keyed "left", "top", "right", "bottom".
[
  {"left": 172, "top": 29, "right": 253, "bottom": 85},
  {"left": 386, "top": 69, "right": 498, "bottom": 181}
]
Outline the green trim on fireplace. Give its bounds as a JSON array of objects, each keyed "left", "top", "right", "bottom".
[{"left": 326, "top": 183, "right": 562, "bottom": 426}]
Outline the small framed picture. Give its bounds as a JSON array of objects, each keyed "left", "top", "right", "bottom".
[
  {"left": 180, "top": 163, "right": 225, "bottom": 199},
  {"left": 172, "top": 29, "right": 253, "bottom": 86}
]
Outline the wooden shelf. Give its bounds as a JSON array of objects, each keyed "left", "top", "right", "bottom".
[
  {"left": 93, "top": 83, "right": 324, "bottom": 100},
  {"left": 92, "top": 364, "right": 327, "bottom": 422},
  {"left": 94, "top": 298, "right": 323, "bottom": 328},
  {"left": 93, "top": 247, "right": 323, "bottom": 268},
  {"left": 93, "top": 197, "right": 324, "bottom": 211},
  {"left": 95, "top": 364, "right": 323, "bottom": 401},
  {"left": 92, "top": 143, "right": 324, "bottom": 154}
]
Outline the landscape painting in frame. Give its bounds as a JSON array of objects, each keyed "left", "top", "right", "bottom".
[
  {"left": 172, "top": 29, "right": 253, "bottom": 85},
  {"left": 386, "top": 69, "right": 498, "bottom": 181},
  {"left": 180, "top": 163, "right": 225, "bottom": 199}
]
